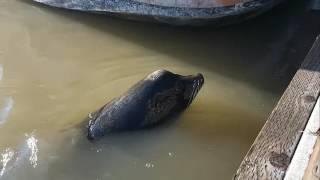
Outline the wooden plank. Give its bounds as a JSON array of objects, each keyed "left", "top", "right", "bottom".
[
  {"left": 234, "top": 36, "right": 320, "bottom": 180},
  {"left": 303, "top": 137, "right": 320, "bottom": 180},
  {"left": 304, "top": 136, "right": 320, "bottom": 180},
  {"left": 284, "top": 98, "right": 320, "bottom": 180}
]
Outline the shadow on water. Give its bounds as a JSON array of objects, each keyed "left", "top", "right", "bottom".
[{"left": 19, "top": 0, "right": 320, "bottom": 95}]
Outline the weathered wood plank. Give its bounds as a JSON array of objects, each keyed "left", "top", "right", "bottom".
[
  {"left": 284, "top": 98, "right": 320, "bottom": 180},
  {"left": 234, "top": 36, "right": 320, "bottom": 180},
  {"left": 303, "top": 137, "right": 320, "bottom": 180}
]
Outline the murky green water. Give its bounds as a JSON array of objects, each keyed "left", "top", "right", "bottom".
[{"left": 0, "top": 0, "right": 316, "bottom": 179}]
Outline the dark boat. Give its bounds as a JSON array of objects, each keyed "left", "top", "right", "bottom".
[{"left": 34, "top": 0, "right": 284, "bottom": 25}]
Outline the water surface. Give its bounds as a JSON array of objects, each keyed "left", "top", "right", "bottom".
[{"left": 0, "top": 0, "right": 316, "bottom": 179}]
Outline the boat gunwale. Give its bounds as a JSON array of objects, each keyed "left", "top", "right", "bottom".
[{"left": 34, "top": 0, "right": 283, "bottom": 25}]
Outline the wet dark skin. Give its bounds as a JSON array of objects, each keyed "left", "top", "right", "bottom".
[{"left": 87, "top": 70, "right": 204, "bottom": 140}]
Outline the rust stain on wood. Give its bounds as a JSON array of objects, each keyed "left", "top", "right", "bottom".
[{"left": 234, "top": 36, "right": 320, "bottom": 179}]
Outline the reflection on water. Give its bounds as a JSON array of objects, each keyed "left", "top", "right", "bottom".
[
  {"left": 26, "top": 133, "right": 39, "bottom": 168},
  {"left": 0, "top": 133, "right": 39, "bottom": 179},
  {"left": 0, "top": 64, "right": 14, "bottom": 125},
  {"left": 0, "top": 0, "right": 318, "bottom": 179},
  {"left": 0, "top": 65, "right": 3, "bottom": 81},
  {"left": 0, "top": 148, "right": 14, "bottom": 177},
  {"left": 0, "top": 97, "right": 14, "bottom": 125}
]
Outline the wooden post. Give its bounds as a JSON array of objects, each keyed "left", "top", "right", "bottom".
[{"left": 234, "top": 36, "right": 320, "bottom": 179}]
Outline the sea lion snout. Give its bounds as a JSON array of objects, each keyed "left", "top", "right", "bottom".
[
  {"left": 194, "top": 73, "right": 204, "bottom": 88},
  {"left": 181, "top": 73, "right": 204, "bottom": 107}
]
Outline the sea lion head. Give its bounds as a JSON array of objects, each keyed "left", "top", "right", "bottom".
[{"left": 145, "top": 69, "right": 204, "bottom": 109}]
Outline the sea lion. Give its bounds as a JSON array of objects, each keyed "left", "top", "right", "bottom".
[{"left": 87, "top": 69, "right": 204, "bottom": 140}]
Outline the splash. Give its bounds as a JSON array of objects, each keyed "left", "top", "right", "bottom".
[
  {"left": 145, "top": 162, "right": 154, "bottom": 168},
  {"left": 26, "top": 134, "right": 39, "bottom": 168},
  {"left": 0, "top": 148, "right": 14, "bottom": 177},
  {"left": 168, "top": 152, "right": 174, "bottom": 157}
]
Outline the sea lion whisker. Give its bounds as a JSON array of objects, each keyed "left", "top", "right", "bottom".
[{"left": 187, "top": 80, "right": 199, "bottom": 106}]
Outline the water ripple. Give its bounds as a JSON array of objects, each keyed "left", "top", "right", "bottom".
[
  {"left": 26, "top": 133, "right": 39, "bottom": 168},
  {"left": 0, "top": 133, "right": 39, "bottom": 177},
  {"left": 0, "top": 148, "right": 14, "bottom": 177},
  {"left": 0, "top": 96, "right": 14, "bottom": 125},
  {"left": 0, "top": 64, "right": 3, "bottom": 81}
]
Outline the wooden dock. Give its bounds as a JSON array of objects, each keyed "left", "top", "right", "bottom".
[
  {"left": 285, "top": 98, "right": 320, "bottom": 180},
  {"left": 303, "top": 137, "right": 320, "bottom": 179},
  {"left": 234, "top": 36, "right": 320, "bottom": 179}
]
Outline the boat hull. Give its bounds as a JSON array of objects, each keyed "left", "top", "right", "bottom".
[{"left": 34, "top": 0, "right": 284, "bottom": 25}]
